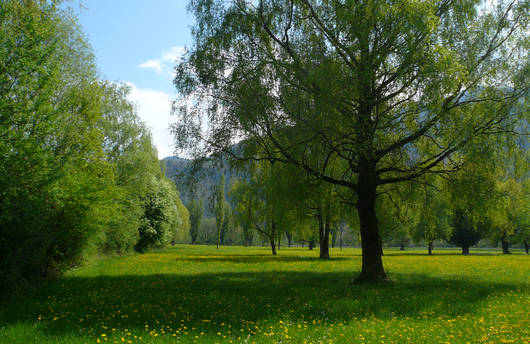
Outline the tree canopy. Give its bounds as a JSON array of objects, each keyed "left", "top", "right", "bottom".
[{"left": 173, "top": 0, "right": 529, "bottom": 281}]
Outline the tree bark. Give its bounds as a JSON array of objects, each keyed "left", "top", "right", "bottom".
[
  {"left": 400, "top": 242, "right": 405, "bottom": 251},
  {"left": 286, "top": 231, "right": 292, "bottom": 248},
  {"left": 428, "top": 240, "right": 433, "bottom": 256},
  {"left": 309, "top": 240, "right": 314, "bottom": 250},
  {"left": 331, "top": 230, "right": 337, "bottom": 248},
  {"left": 525, "top": 240, "right": 529, "bottom": 254},
  {"left": 501, "top": 233, "right": 511, "bottom": 254},
  {"left": 356, "top": 165, "right": 387, "bottom": 282},
  {"left": 270, "top": 221, "right": 277, "bottom": 255},
  {"left": 216, "top": 226, "right": 220, "bottom": 249},
  {"left": 318, "top": 214, "right": 330, "bottom": 259},
  {"left": 462, "top": 246, "right": 470, "bottom": 255}
]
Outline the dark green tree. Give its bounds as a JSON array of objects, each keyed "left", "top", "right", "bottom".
[
  {"left": 229, "top": 179, "right": 257, "bottom": 246},
  {"left": 449, "top": 210, "right": 483, "bottom": 255},
  {"left": 188, "top": 199, "right": 204, "bottom": 244},
  {"left": 220, "top": 203, "right": 232, "bottom": 245}
]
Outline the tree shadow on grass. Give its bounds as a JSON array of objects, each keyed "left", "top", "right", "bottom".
[
  {"left": 174, "top": 254, "right": 351, "bottom": 263},
  {"left": 0, "top": 270, "right": 524, "bottom": 338},
  {"left": 384, "top": 251, "right": 520, "bottom": 256}
]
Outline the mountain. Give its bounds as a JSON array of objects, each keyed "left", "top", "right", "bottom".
[{"left": 162, "top": 156, "right": 238, "bottom": 215}]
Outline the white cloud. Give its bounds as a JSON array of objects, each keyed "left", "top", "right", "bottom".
[
  {"left": 138, "top": 60, "right": 163, "bottom": 74},
  {"left": 138, "top": 46, "right": 186, "bottom": 76},
  {"left": 125, "top": 81, "right": 174, "bottom": 159}
]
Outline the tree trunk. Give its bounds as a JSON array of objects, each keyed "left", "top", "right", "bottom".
[
  {"left": 428, "top": 240, "right": 433, "bottom": 256},
  {"left": 501, "top": 233, "right": 511, "bottom": 254},
  {"left": 462, "top": 246, "right": 470, "bottom": 255},
  {"left": 216, "top": 225, "right": 220, "bottom": 249},
  {"left": 356, "top": 166, "right": 387, "bottom": 282},
  {"left": 525, "top": 240, "right": 529, "bottom": 254},
  {"left": 270, "top": 222, "right": 277, "bottom": 255},
  {"left": 286, "top": 231, "right": 292, "bottom": 248},
  {"left": 318, "top": 214, "right": 330, "bottom": 259},
  {"left": 400, "top": 242, "right": 405, "bottom": 251},
  {"left": 331, "top": 230, "right": 337, "bottom": 248},
  {"left": 309, "top": 240, "right": 314, "bottom": 250},
  {"left": 243, "top": 225, "right": 252, "bottom": 246},
  {"left": 339, "top": 230, "right": 343, "bottom": 251}
]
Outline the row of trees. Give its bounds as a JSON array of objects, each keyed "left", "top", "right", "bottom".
[
  {"left": 0, "top": 1, "right": 189, "bottom": 295},
  {"left": 185, "top": 141, "right": 528, "bottom": 256}
]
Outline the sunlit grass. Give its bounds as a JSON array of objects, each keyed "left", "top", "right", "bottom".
[{"left": 1, "top": 245, "right": 528, "bottom": 343}]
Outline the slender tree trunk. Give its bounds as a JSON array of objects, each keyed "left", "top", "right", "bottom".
[
  {"left": 302, "top": 241, "right": 304, "bottom": 248},
  {"left": 331, "top": 230, "right": 337, "bottom": 248},
  {"left": 400, "top": 242, "right": 405, "bottom": 251},
  {"left": 339, "top": 230, "right": 343, "bottom": 251},
  {"left": 270, "top": 221, "right": 277, "bottom": 255},
  {"left": 318, "top": 214, "right": 330, "bottom": 259},
  {"left": 277, "top": 234, "right": 281, "bottom": 250},
  {"left": 462, "top": 246, "right": 470, "bottom": 255},
  {"left": 356, "top": 164, "right": 387, "bottom": 282},
  {"left": 286, "top": 231, "right": 292, "bottom": 248},
  {"left": 309, "top": 240, "right": 314, "bottom": 250},
  {"left": 501, "top": 233, "right": 511, "bottom": 254},
  {"left": 428, "top": 240, "right": 433, "bottom": 256},
  {"left": 216, "top": 228, "right": 220, "bottom": 249},
  {"left": 525, "top": 240, "right": 529, "bottom": 254}
]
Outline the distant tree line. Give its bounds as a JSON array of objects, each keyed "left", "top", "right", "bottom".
[
  {"left": 183, "top": 141, "right": 529, "bottom": 256},
  {"left": 0, "top": 1, "right": 189, "bottom": 296}
]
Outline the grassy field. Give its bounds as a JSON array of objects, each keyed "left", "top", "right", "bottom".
[{"left": 1, "top": 245, "right": 528, "bottom": 344}]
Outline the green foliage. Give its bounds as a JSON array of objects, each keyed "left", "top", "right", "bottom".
[
  {"left": 135, "top": 177, "right": 184, "bottom": 252},
  {"left": 0, "top": 1, "right": 189, "bottom": 295},
  {"left": 411, "top": 182, "right": 451, "bottom": 253},
  {"left": 174, "top": 0, "right": 529, "bottom": 280},
  {"left": 0, "top": 0, "right": 109, "bottom": 292},
  {"left": 198, "top": 218, "right": 218, "bottom": 245},
  {"left": 188, "top": 199, "right": 204, "bottom": 244},
  {"left": 220, "top": 203, "right": 232, "bottom": 245},
  {"left": 449, "top": 210, "right": 484, "bottom": 254},
  {"left": 229, "top": 179, "right": 257, "bottom": 246},
  {"left": 173, "top": 195, "right": 191, "bottom": 244}
]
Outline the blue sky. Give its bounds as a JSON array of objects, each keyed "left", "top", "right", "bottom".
[{"left": 70, "top": 0, "right": 194, "bottom": 158}]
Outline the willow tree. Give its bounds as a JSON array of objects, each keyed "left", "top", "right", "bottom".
[{"left": 173, "top": 0, "right": 529, "bottom": 281}]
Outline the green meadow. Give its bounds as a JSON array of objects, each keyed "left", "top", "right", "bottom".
[{"left": 1, "top": 246, "right": 528, "bottom": 344}]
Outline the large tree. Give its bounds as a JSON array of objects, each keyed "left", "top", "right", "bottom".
[
  {"left": 188, "top": 198, "right": 205, "bottom": 244},
  {"left": 173, "top": 0, "right": 528, "bottom": 281}
]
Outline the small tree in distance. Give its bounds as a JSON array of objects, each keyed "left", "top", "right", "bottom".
[
  {"left": 188, "top": 199, "right": 204, "bottom": 244},
  {"left": 449, "top": 210, "right": 483, "bottom": 255}
]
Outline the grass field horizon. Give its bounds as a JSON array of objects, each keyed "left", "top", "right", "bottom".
[{"left": 1, "top": 245, "right": 528, "bottom": 343}]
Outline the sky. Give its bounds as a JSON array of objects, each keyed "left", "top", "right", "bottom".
[{"left": 70, "top": 0, "right": 194, "bottom": 159}]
